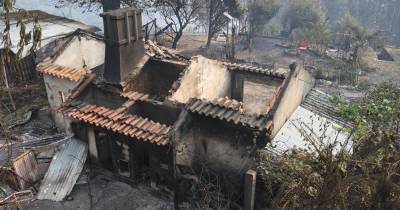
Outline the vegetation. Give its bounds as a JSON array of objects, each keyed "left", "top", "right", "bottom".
[
  {"left": 54, "top": 0, "right": 143, "bottom": 12},
  {"left": 2, "top": 0, "right": 42, "bottom": 59},
  {"left": 282, "top": 0, "right": 330, "bottom": 53},
  {"left": 258, "top": 82, "right": 400, "bottom": 210},
  {"left": 203, "top": 0, "right": 242, "bottom": 47},
  {"left": 283, "top": 0, "right": 322, "bottom": 34},
  {"left": 151, "top": 0, "right": 204, "bottom": 49},
  {"left": 323, "top": 0, "right": 400, "bottom": 46},
  {"left": 332, "top": 82, "right": 400, "bottom": 140},
  {"left": 335, "top": 15, "right": 384, "bottom": 64},
  {"left": 247, "top": 0, "right": 280, "bottom": 49}
]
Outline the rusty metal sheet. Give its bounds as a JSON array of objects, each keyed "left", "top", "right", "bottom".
[{"left": 13, "top": 151, "right": 40, "bottom": 190}]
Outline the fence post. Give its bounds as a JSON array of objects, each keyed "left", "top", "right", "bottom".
[{"left": 244, "top": 169, "right": 257, "bottom": 210}]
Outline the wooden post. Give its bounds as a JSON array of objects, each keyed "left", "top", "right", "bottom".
[
  {"left": 1, "top": 55, "right": 16, "bottom": 111},
  {"left": 87, "top": 127, "right": 99, "bottom": 163},
  {"left": 244, "top": 170, "right": 257, "bottom": 210}
]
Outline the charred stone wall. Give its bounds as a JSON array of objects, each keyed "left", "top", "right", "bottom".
[
  {"left": 231, "top": 72, "right": 283, "bottom": 114},
  {"left": 170, "top": 56, "right": 232, "bottom": 103},
  {"left": 175, "top": 115, "right": 257, "bottom": 198},
  {"left": 125, "top": 59, "right": 185, "bottom": 100},
  {"left": 129, "top": 101, "right": 181, "bottom": 126}
]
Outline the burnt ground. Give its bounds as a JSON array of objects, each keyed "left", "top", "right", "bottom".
[
  {"left": 166, "top": 33, "right": 400, "bottom": 100},
  {"left": 0, "top": 78, "right": 181, "bottom": 210},
  {"left": 24, "top": 170, "right": 178, "bottom": 210}
]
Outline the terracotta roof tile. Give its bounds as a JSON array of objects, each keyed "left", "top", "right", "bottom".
[
  {"left": 186, "top": 98, "right": 272, "bottom": 131},
  {"left": 60, "top": 102, "right": 170, "bottom": 145},
  {"left": 37, "top": 64, "right": 92, "bottom": 82},
  {"left": 224, "top": 62, "right": 286, "bottom": 78},
  {"left": 121, "top": 91, "right": 151, "bottom": 101}
]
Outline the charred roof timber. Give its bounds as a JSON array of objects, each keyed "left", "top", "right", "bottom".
[{"left": 101, "top": 7, "right": 147, "bottom": 85}]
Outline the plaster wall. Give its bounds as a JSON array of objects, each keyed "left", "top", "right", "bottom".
[
  {"left": 231, "top": 72, "right": 283, "bottom": 114},
  {"left": 43, "top": 74, "right": 78, "bottom": 132},
  {"left": 54, "top": 36, "right": 105, "bottom": 69},
  {"left": 271, "top": 66, "right": 315, "bottom": 136},
  {"left": 171, "top": 56, "right": 231, "bottom": 103},
  {"left": 176, "top": 117, "right": 255, "bottom": 191}
]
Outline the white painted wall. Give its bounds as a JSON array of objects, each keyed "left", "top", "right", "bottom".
[
  {"left": 43, "top": 75, "right": 78, "bottom": 133},
  {"left": 272, "top": 67, "right": 315, "bottom": 136},
  {"left": 171, "top": 56, "right": 231, "bottom": 103},
  {"left": 54, "top": 36, "right": 105, "bottom": 70}
]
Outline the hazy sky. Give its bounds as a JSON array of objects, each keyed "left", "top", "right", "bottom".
[
  {"left": 16, "top": 0, "right": 103, "bottom": 28},
  {"left": 15, "top": 0, "right": 200, "bottom": 32}
]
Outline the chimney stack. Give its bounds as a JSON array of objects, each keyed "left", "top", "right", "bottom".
[{"left": 101, "top": 7, "right": 147, "bottom": 85}]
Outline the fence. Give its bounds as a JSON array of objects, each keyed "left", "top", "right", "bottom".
[{"left": 0, "top": 53, "right": 37, "bottom": 87}]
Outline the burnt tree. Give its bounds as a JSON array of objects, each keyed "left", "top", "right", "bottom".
[
  {"left": 153, "top": 0, "right": 203, "bottom": 49},
  {"left": 205, "top": 0, "right": 241, "bottom": 47}
]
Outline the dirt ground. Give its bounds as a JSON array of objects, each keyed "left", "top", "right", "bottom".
[
  {"left": 0, "top": 80, "right": 180, "bottom": 210},
  {"left": 360, "top": 47, "right": 400, "bottom": 85},
  {"left": 169, "top": 33, "right": 400, "bottom": 100},
  {"left": 24, "top": 171, "right": 177, "bottom": 210}
]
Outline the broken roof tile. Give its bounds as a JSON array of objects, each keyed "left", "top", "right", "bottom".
[
  {"left": 37, "top": 63, "right": 92, "bottom": 82},
  {"left": 186, "top": 98, "right": 272, "bottom": 132},
  {"left": 211, "top": 97, "right": 243, "bottom": 111},
  {"left": 60, "top": 102, "right": 170, "bottom": 145},
  {"left": 224, "top": 62, "right": 286, "bottom": 78},
  {"left": 121, "top": 91, "right": 151, "bottom": 102}
]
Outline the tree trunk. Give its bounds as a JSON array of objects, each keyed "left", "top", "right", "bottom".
[
  {"left": 206, "top": 0, "right": 214, "bottom": 47},
  {"left": 102, "top": 0, "right": 121, "bottom": 12},
  {"left": 206, "top": 30, "right": 213, "bottom": 47},
  {"left": 172, "top": 31, "right": 183, "bottom": 49}
]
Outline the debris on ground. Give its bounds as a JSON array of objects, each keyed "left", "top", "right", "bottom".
[{"left": 37, "top": 138, "right": 88, "bottom": 201}]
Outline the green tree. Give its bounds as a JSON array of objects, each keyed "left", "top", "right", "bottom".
[
  {"left": 257, "top": 82, "right": 400, "bottom": 210},
  {"left": 333, "top": 15, "right": 385, "bottom": 84},
  {"left": 248, "top": 0, "right": 280, "bottom": 48},
  {"left": 283, "top": 0, "right": 322, "bottom": 33},
  {"left": 332, "top": 82, "right": 400, "bottom": 140},
  {"left": 336, "top": 15, "right": 384, "bottom": 64},
  {"left": 291, "top": 19, "right": 330, "bottom": 53}
]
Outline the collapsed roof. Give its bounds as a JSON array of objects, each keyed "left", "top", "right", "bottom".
[{"left": 38, "top": 7, "right": 292, "bottom": 146}]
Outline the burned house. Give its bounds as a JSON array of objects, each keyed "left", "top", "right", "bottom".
[
  {"left": 37, "top": 7, "right": 315, "bottom": 208},
  {"left": 37, "top": 30, "right": 104, "bottom": 132}
]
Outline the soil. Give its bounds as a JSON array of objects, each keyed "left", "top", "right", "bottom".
[{"left": 24, "top": 171, "right": 179, "bottom": 210}]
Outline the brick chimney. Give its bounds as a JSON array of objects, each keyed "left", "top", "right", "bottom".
[{"left": 101, "top": 7, "right": 148, "bottom": 85}]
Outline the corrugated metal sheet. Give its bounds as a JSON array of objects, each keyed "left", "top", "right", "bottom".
[
  {"left": 59, "top": 102, "right": 170, "bottom": 145},
  {"left": 272, "top": 106, "right": 352, "bottom": 153},
  {"left": 224, "top": 62, "right": 286, "bottom": 78},
  {"left": 301, "top": 88, "right": 353, "bottom": 128},
  {"left": 37, "top": 138, "right": 88, "bottom": 201},
  {"left": 13, "top": 151, "right": 40, "bottom": 190},
  {"left": 37, "top": 63, "right": 91, "bottom": 82},
  {"left": 186, "top": 98, "right": 272, "bottom": 131}
]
